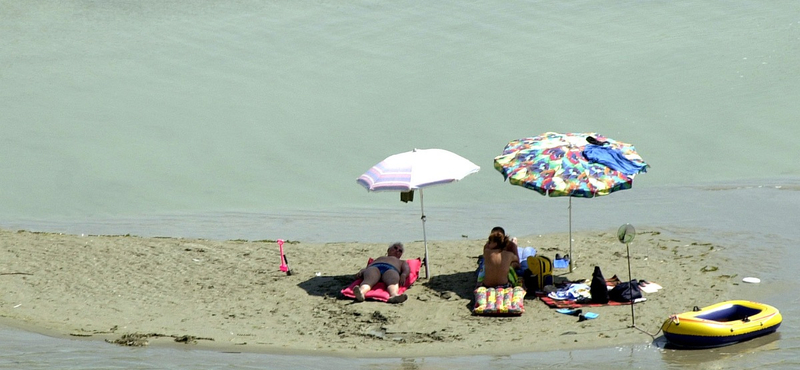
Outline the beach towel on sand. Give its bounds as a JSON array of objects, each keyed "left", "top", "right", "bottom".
[
  {"left": 340, "top": 258, "right": 421, "bottom": 302},
  {"left": 538, "top": 293, "right": 641, "bottom": 309}
]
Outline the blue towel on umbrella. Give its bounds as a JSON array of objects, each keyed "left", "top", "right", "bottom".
[{"left": 583, "top": 145, "right": 647, "bottom": 176}]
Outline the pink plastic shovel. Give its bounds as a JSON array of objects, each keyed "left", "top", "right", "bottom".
[{"left": 278, "top": 239, "right": 291, "bottom": 275}]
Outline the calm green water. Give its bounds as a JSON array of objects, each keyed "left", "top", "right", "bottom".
[{"left": 1, "top": 0, "right": 799, "bottom": 368}]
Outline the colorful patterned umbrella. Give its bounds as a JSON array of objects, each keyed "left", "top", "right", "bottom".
[
  {"left": 494, "top": 132, "right": 648, "bottom": 271},
  {"left": 358, "top": 148, "right": 480, "bottom": 278}
]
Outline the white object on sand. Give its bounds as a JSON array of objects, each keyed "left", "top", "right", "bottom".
[
  {"left": 743, "top": 277, "right": 761, "bottom": 284},
  {"left": 640, "top": 282, "right": 663, "bottom": 294}
]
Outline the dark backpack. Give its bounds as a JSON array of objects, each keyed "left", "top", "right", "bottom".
[
  {"left": 590, "top": 266, "right": 609, "bottom": 303},
  {"left": 609, "top": 279, "right": 642, "bottom": 302}
]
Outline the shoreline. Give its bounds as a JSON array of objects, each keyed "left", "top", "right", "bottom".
[{"left": 0, "top": 228, "right": 737, "bottom": 357}]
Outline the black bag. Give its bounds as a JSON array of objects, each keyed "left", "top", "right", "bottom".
[
  {"left": 609, "top": 279, "right": 642, "bottom": 302},
  {"left": 590, "top": 266, "right": 609, "bottom": 304}
]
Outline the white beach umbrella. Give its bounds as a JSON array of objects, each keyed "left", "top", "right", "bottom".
[{"left": 357, "top": 148, "right": 480, "bottom": 278}]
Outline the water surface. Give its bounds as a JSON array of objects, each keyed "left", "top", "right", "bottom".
[{"left": 1, "top": 0, "right": 799, "bottom": 368}]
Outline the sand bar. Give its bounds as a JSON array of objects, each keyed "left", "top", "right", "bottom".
[{"left": 0, "top": 228, "right": 735, "bottom": 357}]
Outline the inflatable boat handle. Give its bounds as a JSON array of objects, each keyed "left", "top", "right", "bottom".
[
  {"left": 731, "top": 321, "right": 765, "bottom": 332},
  {"left": 669, "top": 315, "right": 679, "bottom": 325}
]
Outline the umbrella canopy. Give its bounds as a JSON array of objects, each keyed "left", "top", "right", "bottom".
[
  {"left": 357, "top": 148, "right": 481, "bottom": 192},
  {"left": 358, "top": 148, "right": 480, "bottom": 278},
  {"left": 493, "top": 132, "right": 648, "bottom": 271}
]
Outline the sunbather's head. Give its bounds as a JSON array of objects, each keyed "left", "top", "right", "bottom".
[
  {"left": 387, "top": 242, "right": 404, "bottom": 257},
  {"left": 487, "top": 230, "right": 506, "bottom": 249}
]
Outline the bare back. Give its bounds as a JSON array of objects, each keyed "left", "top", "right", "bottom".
[{"left": 482, "top": 247, "right": 517, "bottom": 287}]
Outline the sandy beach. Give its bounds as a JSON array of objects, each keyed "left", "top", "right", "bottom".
[{"left": 0, "top": 227, "right": 736, "bottom": 357}]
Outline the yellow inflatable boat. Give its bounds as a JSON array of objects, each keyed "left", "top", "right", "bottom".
[{"left": 661, "top": 300, "right": 781, "bottom": 348}]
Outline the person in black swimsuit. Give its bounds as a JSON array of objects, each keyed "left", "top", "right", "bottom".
[{"left": 354, "top": 242, "right": 411, "bottom": 303}]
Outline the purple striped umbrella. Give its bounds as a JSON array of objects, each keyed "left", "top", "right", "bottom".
[{"left": 357, "top": 148, "right": 480, "bottom": 278}]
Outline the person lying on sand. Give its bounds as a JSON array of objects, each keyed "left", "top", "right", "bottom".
[
  {"left": 354, "top": 242, "right": 411, "bottom": 304},
  {"left": 481, "top": 228, "right": 520, "bottom": 287}
]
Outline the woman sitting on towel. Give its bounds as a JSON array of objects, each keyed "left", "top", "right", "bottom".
[
  {"left": 354, "top": 242, "right": 411, "bottom": 304},
  {"left": 482, "top": 227, "right": 521, "bottom": 287}
]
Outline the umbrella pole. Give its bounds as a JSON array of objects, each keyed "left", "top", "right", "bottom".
[
  {"left": 569, "top": 197, "right": 573, "bottom": 272},
  {"left": 625, "top": 239, "right": 656, "bottom": 337},
  {"left": 420, "top": 188, "right": 429, "bottom": 279},
  {"left": 626, "top": 241, "right": 636, "bottom": 327}
]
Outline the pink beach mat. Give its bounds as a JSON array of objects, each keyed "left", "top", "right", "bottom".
[{"left": 340, "top": 258, "right": 422, "bottom": 302}]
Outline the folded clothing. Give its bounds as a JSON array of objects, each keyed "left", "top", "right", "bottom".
[
  {"left": 340, "top": 258, "right": 422, "bottom": 302},
  {"left": 548, "top": 283, "right": 591, "bottom": 301}
]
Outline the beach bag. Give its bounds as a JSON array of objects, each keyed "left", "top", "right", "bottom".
[
  {"left": 524, "top": 255, "right": 553, "bottom": 291},
  {"left": 590, "top": 266, "right": 609, "bottom": 304},
  {"left": 609, "top": 279, "right": 642, "bottom": 302}
]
